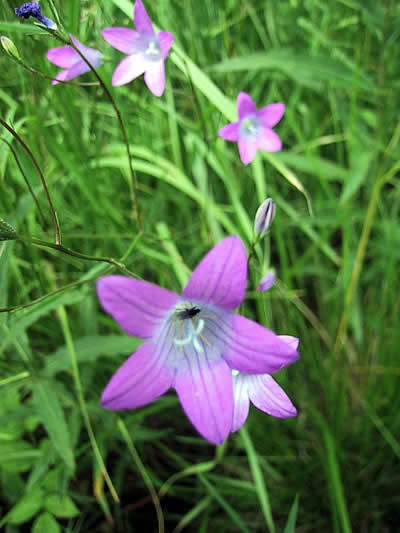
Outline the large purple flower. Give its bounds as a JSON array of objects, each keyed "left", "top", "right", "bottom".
[
  {"left": 102, "top": 0, "right": 174, "bottom": 96},
  {"left": 97, "top": 236, "right": 299, "bottom": 444},
  {"left": 218, "top": 92, "right": 285, "bottom": 165},
  {"left": 46, "top": 35, "right": 102, "bottom": 86},
  {"left": 232, "top": 336, "right": 299, "bottom": 432}
]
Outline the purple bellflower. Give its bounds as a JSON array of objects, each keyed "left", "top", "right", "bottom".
[
  {"left": 97, "top": 236, "right": 299, "bottom": 445},
  {"left": 232, "top": 336, "right": 298, "bottom": 432},
  {"left": 46, "top": 35, "right": 103, "bottom": 86},
  {"left": 15, "top": 2, "right": 57, "bottom": 30},
  {"left": 218, "top": 92, "right": 285, "bottom": 165},
  {"left": 102, "top": 0, "right": 173, "bottom": 96}
]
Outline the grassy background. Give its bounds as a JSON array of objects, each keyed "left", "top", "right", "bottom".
[{"left": 1, "top": 0, "right": 399, "bottom": 531}]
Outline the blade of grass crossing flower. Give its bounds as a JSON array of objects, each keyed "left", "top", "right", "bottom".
[
  {"left": 239, "top": 426, "right": 276, "bottom": 533},
  {"left": 283, "top": 495, "right": 299, "bottom": 533},
  {"left": 32, "top": 382, "right": 75, "bottom": 471},
  {"left": 117, "top": 418, "right": 165, "bottom": 533},
  {"left": 199, "top": 475, "right": 251, "bottom": 533},
  {"left": 57, "top": 306, "right": 119, "bottom": 503}
]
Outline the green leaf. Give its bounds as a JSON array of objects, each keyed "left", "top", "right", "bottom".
[
  {"left": 2, "top": 488, "right": 43, "bottom": 526},
  {"left": 32, "top": 382, "right": 75, "bottom": 472},
  {"left": 0, "top": 441, "right": 41, "bottom": 473},
  {"left": 0, "top": 22, "right": 47, "bottom": 35},
  {"left": 44, "top": 494, "right": 79, "bottom": 518},
  {"left": 32, "top": 512, "right": 60, "bottom": 533},
  {"left": 210, "top": 50, "right": 374, "bottom": 92},
  {"left": 45, "top": 334, "right": 141, "bottom": 376},
  {"left": 284, "top": 495, "right": 299, "bottom": 533}
]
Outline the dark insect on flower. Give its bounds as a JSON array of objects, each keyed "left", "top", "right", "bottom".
[
  {"left": 175, "top": 304, "right": 201, "bottom": 321},
  {"left": 14, "top": 2, "right": 57, "bottom": 30}
]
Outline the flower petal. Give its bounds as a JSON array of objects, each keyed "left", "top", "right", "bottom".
[
  {"left": 102, "top": 27, "right": 143, "bottom": 54},
  {"left": 157, "top": 31, "right": 174, "bottom": 59},
  {"left": 51, "top": 61, "right": 90, "bottom": 86},
  {"left": 279, "top": 335, "right": 300, "bottom": 351},
  {"left": 134, "top": 0, "right": 154, "bottom": 35},
  {"left": 174, "top": 356, "right": 233, "bottom": 444},
  {"left": 223, "top": 314, "right": 299, "bottom": 374},
  {"left": 66, "top": 35, "right": 102, "bottom": 68},
  {"left": 237, "top": 91, "right": 257, "bottom": 119},
  {"left": 218, "top": 122, "right": 240, "bottom": 142},
  {"left": 238, "top": 138, "right": 258, "bottom": 165},
  {"left": 182, "top": 236, "right": 247, "bottom": 311},
  {"left": 111, "top": 54, "right": 146, "bottom": 86},
  {"left": 46, "top": 46, "right": 79, "bottom": 68},
  {"left": 257, "top": 129, "right": 282, "bottom": 152},
  {"left": 258, "top": 103, "right": 285, "bottom": 128},
  {"left": 97, "top": 275, "right": 178, "bottom": 338},
  {"left": 232, "top": 373, "right": 250, "bottom": 432},
  {"left": 101, "top": 341, "right": 174, "bottom": 410},
  {"left": 144, "top": 60, "right": 165, "bottom": 96},
  {"left": 248, "top": 374, "right": 297, "bottom": 418}
]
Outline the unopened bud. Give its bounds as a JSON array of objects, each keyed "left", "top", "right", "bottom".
[
  {"left": 256, "top": 270, "right": 276, "bottom": 292},
  {"left": 254, "top": 198, "right": 276, "bottom": 237},
  {"left": 0, "top": 218, "right": 17, "bottom": 241},
  {"left": 0, "top": 36, "right": 21, "bottom": 61}
]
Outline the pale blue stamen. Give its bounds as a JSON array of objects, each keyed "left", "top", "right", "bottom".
[
  {"left": 174, "top": 318, "right": 205, "bottom": 352},
  {"left": 240, "top": 115, "right": 262, "bottom": 140},
  {"left": 145, "top": 39, "right": 161, "bottom": 61}
]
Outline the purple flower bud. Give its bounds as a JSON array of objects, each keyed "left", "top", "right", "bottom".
[
  {"left": 254, "top": 198, "right": 276, "bottom": 237},
  {"left": 15, "top": 2, "right": 57, "bottom": 30},
  {"left": 257, "top": 270, "right": 276, "bottom": 292}
]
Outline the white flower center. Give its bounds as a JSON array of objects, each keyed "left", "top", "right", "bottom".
[
  {"left": 144, "top": 39, "right": 162, "bottom": 61},
  {"left": 240, "top": 115, "right": 262, "bottom": 140}
]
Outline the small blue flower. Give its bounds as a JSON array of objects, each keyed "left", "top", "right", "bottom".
[{"left": 15, "top": 2, "right": 57, "bottom": 30}]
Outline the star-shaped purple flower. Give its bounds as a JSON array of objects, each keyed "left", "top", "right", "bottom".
[
  {"left": 232, "top": 336, "right": 299, "bottom": 432},
  {"left": 218, "top": 92, "right": 285, "bottom": 165},
  {"left": 46, "top": 35, "right": 103, "bottom": 86},
  {"left": 97, "top": 236, "right": 299, "bottom": 445},
  {"left": 102, "top": 0, "right": 174, "bottom": 96}
]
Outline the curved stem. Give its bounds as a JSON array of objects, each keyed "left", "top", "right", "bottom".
[
  {"left": 55, "top": 34, "right": 142, "bottom": 231},
  {"left": 0, "top": 119, "right": 61, "bottom": 245},
  {"left": 17, "top": 235, "right": 138, "bottom": 278},
  {"left": 0, "top": 138, "right": 47, "bottom": 226}
]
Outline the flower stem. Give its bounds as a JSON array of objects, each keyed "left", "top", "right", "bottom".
[
  {"left": 58, "top": 306, "right": 119, "bottom": 503},
  {"left": 55, "top": 34, "right": 142, "bottom": 231},
  {"left": 0, "top": 118, "right": 61, "bottom": 245},
  {"left": 17, "top": 234, "right": 138, "bottom": 278}
]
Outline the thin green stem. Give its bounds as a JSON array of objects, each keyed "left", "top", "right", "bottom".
[
  {"left": 54, "top": 34, "right": 142, "bottom": 230},
  {"left": 17, "top": 235, "right": 138, "bottom": 278},
  {"left": 0, "top": 118, "right": 61, "bottom": 245},
  {"left": 0, "top": 138, "right": 47, "bottom": 226},
  {"left": 58, "top": 306, "right": 119, "bottom": 503},
  {"left": 333, "top": 163, "right": 400, "bottom": 355},
  {"left": 0, "top": 232, "right": 142, "bottom": 313},
  {"left": 118, "top": 419, "right": 164, "bottom": 533}
]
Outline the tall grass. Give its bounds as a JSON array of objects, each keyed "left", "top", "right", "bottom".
[{"left": 0, "top": 0, "right": 399, "bottom": 531}]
